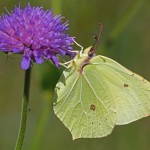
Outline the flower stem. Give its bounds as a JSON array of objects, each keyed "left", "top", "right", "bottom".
[{"left": 15, "top": 67, "right": 32, "bottom": 150}]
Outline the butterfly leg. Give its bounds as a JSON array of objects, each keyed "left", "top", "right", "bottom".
[
  {"left": 59, "top": 63, "right": 69, "bottom": 68},
  {"left": 59, "top": 60, "right": 73, "bottom": 68},
  {"left": 72, "top": 38, "right": 83, "bottom": 53}
]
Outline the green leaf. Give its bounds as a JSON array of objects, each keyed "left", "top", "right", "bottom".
[{"left": 53, "top": 47, "right": 150, "bottom": 139}]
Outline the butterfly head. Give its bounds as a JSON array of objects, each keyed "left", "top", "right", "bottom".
[{"left": 69, "top": 24, "right": 102, "bottom": 73}]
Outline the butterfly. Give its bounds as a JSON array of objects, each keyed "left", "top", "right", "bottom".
[{"left": 53, "top": 24, "right": 150, "bottom": 140}]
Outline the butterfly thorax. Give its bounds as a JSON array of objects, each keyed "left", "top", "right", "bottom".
[{"left": 70, "top": 46, "right": 93, "bottom": 74}]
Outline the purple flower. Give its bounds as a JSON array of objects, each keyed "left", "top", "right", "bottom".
[{"left": 0, "top": 4, "right": 74, "bottom": 70}]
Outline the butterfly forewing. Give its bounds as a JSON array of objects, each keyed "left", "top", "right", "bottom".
[{"left": 90, "top": 55, "right": 150, "bottom": 124}]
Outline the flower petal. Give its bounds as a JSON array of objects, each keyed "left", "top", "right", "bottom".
[
  {"left": 21, "top": 56, "right": 30, "bottom": 70},
  {"left": 0, "top": 3, "right": 75, "bottom": 69},
  {"left": 51, "top": 56, "right": 59, "bottom": 67},
  {"left": 35, "top": 56, "right": 43, "bottom": 64}
]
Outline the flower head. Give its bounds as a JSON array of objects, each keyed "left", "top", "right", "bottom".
[{"left": 0, "top": 4, "right": 74, "bottom": 70}]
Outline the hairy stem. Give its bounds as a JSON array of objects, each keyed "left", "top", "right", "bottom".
[{"left": 15, "top": 67, "right": 32, "bottom": 150}]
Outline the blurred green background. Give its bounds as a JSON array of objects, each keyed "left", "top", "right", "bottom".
[{"left": 0, "top": 0, "right": 150, "bottom": 150}]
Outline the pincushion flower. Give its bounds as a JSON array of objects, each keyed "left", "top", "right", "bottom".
[{"left": 0, "top": 4, "right": 74, "bottom": 70}]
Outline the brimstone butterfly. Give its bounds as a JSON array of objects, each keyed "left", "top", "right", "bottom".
[{"left": 53, "top": 25, "right": 150, "bottom": 139}]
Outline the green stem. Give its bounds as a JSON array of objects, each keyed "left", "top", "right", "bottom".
[{"left": 15, "top": 67, "right": 32, "bottom": 150}]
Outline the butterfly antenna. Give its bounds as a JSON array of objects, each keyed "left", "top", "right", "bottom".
[{"left": 88, "top": 23, "right": 102, "bottom": 57}]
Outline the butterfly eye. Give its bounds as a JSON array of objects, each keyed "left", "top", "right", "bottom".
[{"left": 88, "top": 50, "right": 94, "bottom": 58}]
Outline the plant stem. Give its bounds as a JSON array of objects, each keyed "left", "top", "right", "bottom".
[{"left": 15, "top": 67, "right": 32, "bottom": 150}]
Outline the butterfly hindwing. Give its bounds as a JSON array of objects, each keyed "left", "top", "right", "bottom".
[{"left": 54, "top": 66, "right": 116, "bottom": 139}]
